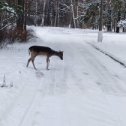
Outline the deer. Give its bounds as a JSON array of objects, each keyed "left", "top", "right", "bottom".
[{"left": 26, "top": 45, "right": 63, "bottom": 70}]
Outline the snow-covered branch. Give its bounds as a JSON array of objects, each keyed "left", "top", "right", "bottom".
[{"left": 118, "top": 20, "right": 126, "bottom": 28}]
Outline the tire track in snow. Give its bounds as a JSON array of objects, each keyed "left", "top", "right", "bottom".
[
  {"left": 81, "top": 44, "right": 126, "bottom": 96},
  {"left": 88, "top": 43, "right": 126, "bottom": 68},
  {"left": 64, "top": 43, "right": 123, "bottom": 126},
  {"left": 15, "top": 59, "right": 70, "bottom": 126},
  {"left": 0, "top": 42, "right": 125, "bottom": 126},
  {"left": 0, "top": 70, "right": 43, "bottom": 126}
]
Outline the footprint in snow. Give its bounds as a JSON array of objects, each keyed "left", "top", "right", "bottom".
[
  {"left": 35, "top": 71, "right": 44, "bottom": 78},
  {"left": 83, "top": 72, "right": 89, "bottom": 75}
]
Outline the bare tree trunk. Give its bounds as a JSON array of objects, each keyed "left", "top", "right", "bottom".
[
  {"left": 57, "top": 1, "right": 60, "bottom": 26},
  {"left": 74, "top": 0, "right": 79, "bottom": 28},
  {"left": 71, "top": 0, "right": 76, "bottom": 28},
  {"left": 16, "top": 0, "right": 27, "bottom": 41},
  {"left": 17, "top": 0, "right": 24, "bottom": 31},
  {"left": 116, "top": 11, "right": 121, "bottom": 33},
  {"left": 34, "top": 0, "right": 38, "bottom": 26},
  {"left": 54, "top": 0, "right": 59, "bottom": 27},
  {"left": 41, "top": 0, "right": 46, "bottom": 26},
  {"left": 54, "top": 0, "right": 57, "bottom": 27},
  {"left": 24, "top": 0, "right": 28, "bottom": 32},
  {"left": 106, "top": 0, "right": 112, "bottom": 32},
  {"left": 98, "top": 0, "right": 103, "bottom": 42},
  {"left": 76, "top": 5, "right": 79, "bottom": 27}
]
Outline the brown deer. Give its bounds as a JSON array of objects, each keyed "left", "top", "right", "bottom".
[{"left": 26, "top": 45, "right": 63, "bottom": 70}]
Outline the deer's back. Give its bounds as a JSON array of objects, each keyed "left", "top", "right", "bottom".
[{"left": 29, "top": 46, "right": 52, "bottom": 53}]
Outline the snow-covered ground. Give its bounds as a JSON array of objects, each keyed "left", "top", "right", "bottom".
[{"left": 0, "top": 26, "right": 126, "bottom": 126}]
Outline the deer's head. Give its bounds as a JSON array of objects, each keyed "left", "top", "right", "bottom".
[{"left": 58, "top": 51, "right": 63, "bottom": 60}]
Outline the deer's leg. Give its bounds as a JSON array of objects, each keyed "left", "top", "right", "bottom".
[
  {"left": 46, "top": 56, "right": 50, "bottom": 70},
  {"left": 31, "top": 58, "right": 37, "bottom": 70},
  {"left": 27, "top": 58, "right": 31, "bottom": 67},
  {"left": 29, "top": 52, "right": 37, "bottom": 70}
]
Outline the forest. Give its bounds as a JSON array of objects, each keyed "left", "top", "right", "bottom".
[
  {"left": 1, "top": 1, "right": 126, "bottom": 125},
  {"left": 0, "top": 0, "right": 126, "bottom": 44}
]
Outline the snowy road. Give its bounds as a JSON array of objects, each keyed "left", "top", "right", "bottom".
[{"left": 0, "top": 27, "right": 126, "bottom": 126}]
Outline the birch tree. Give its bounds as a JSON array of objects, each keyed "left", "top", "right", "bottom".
[
  {"left": 98, "top": 0, "right": 103, "bottom": 42},
  {"left": 41, "top": 0, "right": 46, "bottom": 26}
]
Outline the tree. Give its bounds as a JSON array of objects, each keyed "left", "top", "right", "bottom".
[
  {"left": 41, "top": 0, "right": 46, "bottom": 26},
  {"left": 98, "top": 0, "right": 103, "bottom": 42},
  {"left": 16, "top": 0, "right": 26, "bottom": 40}
]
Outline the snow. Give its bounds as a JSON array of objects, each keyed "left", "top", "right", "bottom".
[
  {"left": 0, "top": 26, "right": 126, "bottom": 126},
  {"left": 1, "top": 6, "right": 16, "bottom": 15},
  {"left": 118, "top": 20, "right": 126, "bottom": 28}
]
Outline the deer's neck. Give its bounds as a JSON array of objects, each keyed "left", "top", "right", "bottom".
[
  {"left": 51, "top": 50, "right": 59, "bottom": 56},
  {"left": 51, "top": 50, "right": 59, "bottom": 57}
]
